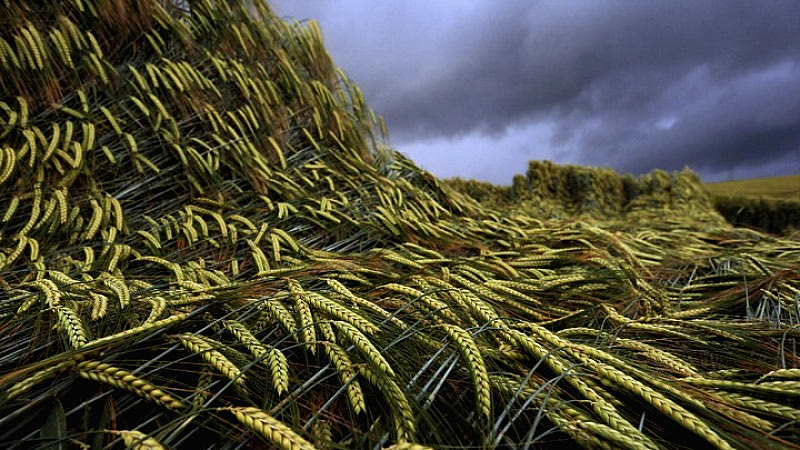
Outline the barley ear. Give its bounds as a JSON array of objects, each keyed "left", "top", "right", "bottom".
[
  {"left": 56, "top": 305, "right": 89, "bottom": 349},
  {"left": 110, "top": 430, "right": 166, "bottom": 450},
  {"left": 287, "top": 279, "right": 317, "bottom": 354},
  {"left": 175, "top": 333, "right": 248, "bottom": 393},
  {"left": 268, "top": 348, "right": 290, "bottom": 395},
  {"left": 76, "top": 361, "right": 185, "bottom": 410},
  {"left": 228, "top": 406, "right": 316, "bottom": 450},
  {"left": 442, "top": 324, "right": 491, "bottom": 420},
  {"left": 334, "top": 320, "right": 394, "bottom": 377},
  {"left": 7, "top": 358, "right": 79, "bottom": 400}
]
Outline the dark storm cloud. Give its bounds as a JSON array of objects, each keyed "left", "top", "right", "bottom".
[
  {"left": 575, "top": 62, "right": 800, "bottom": 176},
  {"left": 273, "top": 0, "right": 800, "bottom": 182}
]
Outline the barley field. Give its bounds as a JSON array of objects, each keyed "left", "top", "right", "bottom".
[
  {"left": 706, "top": 175, "right": 800, "bottom": 200},
  {"left": 704, "top": 176, "right": 800, "bottom": 234},
  {"left": 1, "top": 1, "right": 800, "bottom": 449}
]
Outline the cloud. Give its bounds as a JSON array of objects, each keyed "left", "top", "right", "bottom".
[
  {"left": 400, "top": 120, "right": 559, "bottom": 182},
  {"left": 574, "top": 61, "right": 800, "bottom": 177},
  {"left": 273, "top": 0, "right": 800, "bottom": 183}
]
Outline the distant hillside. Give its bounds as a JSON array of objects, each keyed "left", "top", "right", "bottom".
[
  {"left": 448, "top": 161, "right": 724, "bottom": 223},
  {"left": 447, "top": 168, "right": 800, "bottom": 233},
  {"left": 706, "top": 174, "right": 800, "bottom": 200},
  {"left": 705, "top": 175, "right": 800, "bottom": 233}
]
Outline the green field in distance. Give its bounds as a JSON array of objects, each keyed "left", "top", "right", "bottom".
[{"left": 705, "top": 174, "right": 800, "bottom": 199}]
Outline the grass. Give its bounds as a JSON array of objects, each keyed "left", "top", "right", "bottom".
[
  {"left": 1, "top": 1, "right": 800, "bottom": 449},
  {"left": 705, "top": 174, "right": 800, "bottom": 200},
  {"left": 704, "top": 175, "right": 800, "bottom": 233}
]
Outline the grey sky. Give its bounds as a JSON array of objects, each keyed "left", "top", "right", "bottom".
[{"left": 272, "top": 1, "right": 800, "bottom": 184}]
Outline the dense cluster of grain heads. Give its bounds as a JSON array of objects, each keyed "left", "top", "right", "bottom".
[{"left": 1, "top": 1, "right": 799, "bottom": 448}]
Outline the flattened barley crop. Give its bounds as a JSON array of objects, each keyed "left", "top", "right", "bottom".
[{"left": 1, "top": 1, "right": 800, "bottom": 448}]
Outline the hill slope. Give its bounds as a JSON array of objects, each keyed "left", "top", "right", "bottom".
[
  {"left": 706, "top": 175, "right": 800, "bottom": 233},
  {"left": 706, "top": 174, "right": 800, "bottom": 200},
  {"left": 1, "top": 1, "right": 800, "bottom": 449}
]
